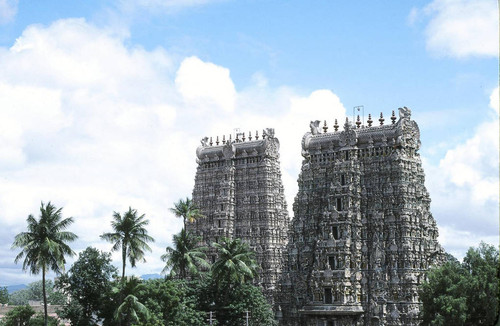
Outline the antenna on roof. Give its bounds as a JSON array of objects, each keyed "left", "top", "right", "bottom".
[{"left": 353, "top": 106, "right": 364, "bottom": 126}]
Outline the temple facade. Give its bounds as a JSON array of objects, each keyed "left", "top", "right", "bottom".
[
  {"left": 189, "top": 107, "right": 444, "bottom": 326},
  {"left": 189, "top": 128, "right": 289, "bottom": 302},
  {"left": 280, "top": 107, "right": 444, "bottom": 326}
]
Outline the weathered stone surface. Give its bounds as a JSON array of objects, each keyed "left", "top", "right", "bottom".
[
  {"left": 191, "top": 108, "right": 444, "bottom": 326},
  {"left": 189, "top": 129, "right": 290, "bottom": 303},
  {"left": 280, "top": 108, "right": 445, "bottom": 326}
]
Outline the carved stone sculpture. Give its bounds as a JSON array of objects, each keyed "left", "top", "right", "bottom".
[
  {"left": 280, "top": 109, "right": 445, "bottom": 326},
  {"left": 190, "top": 129, "right": 289, "bottom": 307}
]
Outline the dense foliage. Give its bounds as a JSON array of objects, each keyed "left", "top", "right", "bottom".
[
  {"left": 8, "top": 280, "right": 66, "bottom": 306},
  {"left": 56, "top": 247, "right": 118, "bottom": 325},
  {"left": 161, "top": 229, "right": 209, "bottom": 279},
  {"left": 420, "top": 242, "right": 499, "bottom": 326},
  {"left": 0, "top": 305, "right": 35, "bottom": 326},
  {"left": 212, "top": 237, "right": 259, "bottom": 287},
  {"left": 0, "top": 287, "right": 8, "bottom": 304}
]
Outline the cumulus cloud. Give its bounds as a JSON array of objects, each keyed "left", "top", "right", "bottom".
[
  {"left": 0, "top": 18, "right": 347, "bottom": 285},
  {"left": 424, "top": 86, "right": 499, "bottom": 256},
  {"left": 0, "top": 0, "right": 17, "bottom": 24},
  {"left": 415, "top": 0, "right": 499, "bottom": 58},
  {"left": 1, "top": 15, "right": 495, "bottom": 286},
  {"left": 175, "top": 56, "right": 237, "bottom": 113},
  {"left": 439, "top": 87, "right": 499, "bottom": 204}
]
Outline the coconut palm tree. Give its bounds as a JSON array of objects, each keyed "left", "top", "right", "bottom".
[
  {"left": 212, "top": 237, "right": 259, "bottom": 287},
  {"left": 161, "top": 228, "right": 210, "bottom": 279},
  {"left": 170, "top": 197, "right": 203, "bottom": 230},
  {"left": 113, "top": 276, "right": 149, "bottom": 326},
  {"left": 12, "top": 202, "right": 78, "bottom": 326},
  {"left": 100, "top": 207, "right": 154, "bottom": 280}
]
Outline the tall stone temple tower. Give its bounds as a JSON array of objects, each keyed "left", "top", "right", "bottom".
[
  {"left": 280, "top": 107, "right": 444, "bottom": 326},
  {"left": 189, "top": 128, "right": 289, "bottom": 301}
]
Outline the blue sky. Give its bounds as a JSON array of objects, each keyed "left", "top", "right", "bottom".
[{"left": 0, "top": 0, "right": 498, "bottom": 286}]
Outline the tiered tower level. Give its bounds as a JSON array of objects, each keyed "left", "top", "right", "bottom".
[
  {"left": 282, "top": 107, "right": 444, "bottom": 326},
  {"left": 190, "top": 128, "right": 289, "bottom": 302}
]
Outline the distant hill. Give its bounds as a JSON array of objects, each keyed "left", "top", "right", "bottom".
[
  {"left": 141, "top": 273, "right": 161, "bottom": 280},
  {"left": 6, "top": 284, "right": 26, "bottom": 293}
]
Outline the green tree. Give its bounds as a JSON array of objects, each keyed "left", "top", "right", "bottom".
[
  {"left": 161, "top": 229, "right": 210, "bottom": 279},
  {"left": 170, "top": 198, "right": 203, "bottom": 230},
  {"left": 212, "top": 237, "right": 259, "bottom": 287},
  {"left": 0, "top": 286, "right": 8, "bottom": 304},
  {"left": 420, "top": 243, "right": 499, "bottom": 326},
  {"left": 112, "top": 277, "right": 149, "bottom": 326},
  {"left": 28, "top": 313, "right": 60, "bottom": 326},
  {"left": 100, "top": 207, "right": 154, "bottom": 280},
  {"left": 12, "top": 202, "right": 77, "bottom": 326},
  {"left": 8, "top": 288, "right": 30, "bottom": 305},
  {"left": 57, "top": 247, "right": 118, "bottom": 325},
  {"left": 8, "top": 281, "right": 65, "bottom": 306},
  {"left": 1, "top": 305, "right": 35, "bottom": 326},
  {"left": 420, "top": 260, "right": 468, "bottom": 325},
  {"left": 197, "top": 278, "right": 276, "bottom": 326},
  {"left": 135, "top": 278, "right": 206, "bottom": 326},
  {"left": 461, "top": 243, "right": 498, "bottom": 325}
]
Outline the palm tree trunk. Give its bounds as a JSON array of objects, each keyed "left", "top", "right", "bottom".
[
  {"left": 42, "top": 265, "right": 48, "bottom": 326},
  {"left": 122, "top": 246, "right": 126, "bottom": 280}
]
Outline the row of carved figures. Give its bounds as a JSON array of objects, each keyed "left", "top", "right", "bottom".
[
  {"left": 201, "top": 128, "right": 276, "bottom": 147},
  {"left": 310, "top": 110, "right": 401, "bottom": 135}
]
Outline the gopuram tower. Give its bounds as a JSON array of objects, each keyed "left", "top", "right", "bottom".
[
  {"left": 189, "top": 128, "right": 289, "bottom": 302},
  {"left": 281, "top": 107, "right": 444, "bottom": 326}
]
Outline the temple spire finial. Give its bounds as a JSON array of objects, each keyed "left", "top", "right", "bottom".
[
  {"left": 323, "top": 120, "right": 328, "bottom": 133},
  {"left": 379, "top": 112, "right": 385, "bottom": 125},
  {"left": 334, "top": 119, "right": 339, "bottom": 131},
  {"left": 367, "top": 114, "right": 373, "bottom": 127},
  {"left": 356, "top": 115, "right": 361, "bottom": 128},
  {"left": 391, "top": 110, "right": 397, "bottom": 124}
]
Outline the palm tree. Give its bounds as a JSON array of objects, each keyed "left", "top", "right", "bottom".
[
  {"left": 212, "top": 237, "right": 259, "bottom": 287},
  {"left": 12, "top": 202, "right": 78, "bottom": 326},
  {"left": 113, "top": 276, "right": 149, "bottom": 326},
  {"left": 161, "top": 228, "right": 210, "bottom": 279},
  {"left": 100, "top": 207, "right": 154, "bottom": 280},
  {"left": 170, "top": 197, "right": 203, "bottom": 230}
]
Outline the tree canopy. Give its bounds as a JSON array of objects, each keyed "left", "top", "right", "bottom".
[
  {"left": 100, "top": 207, "right": 154, "bottom": 280},
  {"left": 12, "top": 202, "right": 77, "bottom": 326},
  {"left": 212, "top": 237, "right": 259, "bottom": 287},
  {"left": 419, "top": 242, "right": 499, "bottom": 326},
  {"left": 170, "top": 197, "right": 203, "bottom": 230},
  {"left": 57, "top": 247, "right": 118, "bottom": 325},
  {"left": 161, "top": 228, "right": 210, "bottom": 279}
]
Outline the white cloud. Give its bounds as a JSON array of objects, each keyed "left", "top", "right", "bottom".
[
  {"left": 490, "top": 86, "right": 499, "bottom": 115},
  {"left": 438, "top": 87, "right": 499, "bottom": 204},
  {"left": 1, "top": 16, "right": 495, "bottom": 287},
  {"left": 418, "top": 0, "right": 499, "bottom": 58},
  {"left": 423, "top": 86, "right": 499, "bottom": 256},
  {"left": 437, "top": 224, "right": 499, "bottom": 260},
  {"left": 0, "top": 18, "right": 347, "bottom": 285},
  {"left": 0, "top": 0, "right": 17, "bottom": 24},
  {"left": 175, "top": 56, "right": 236, "bottom": 113}
]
